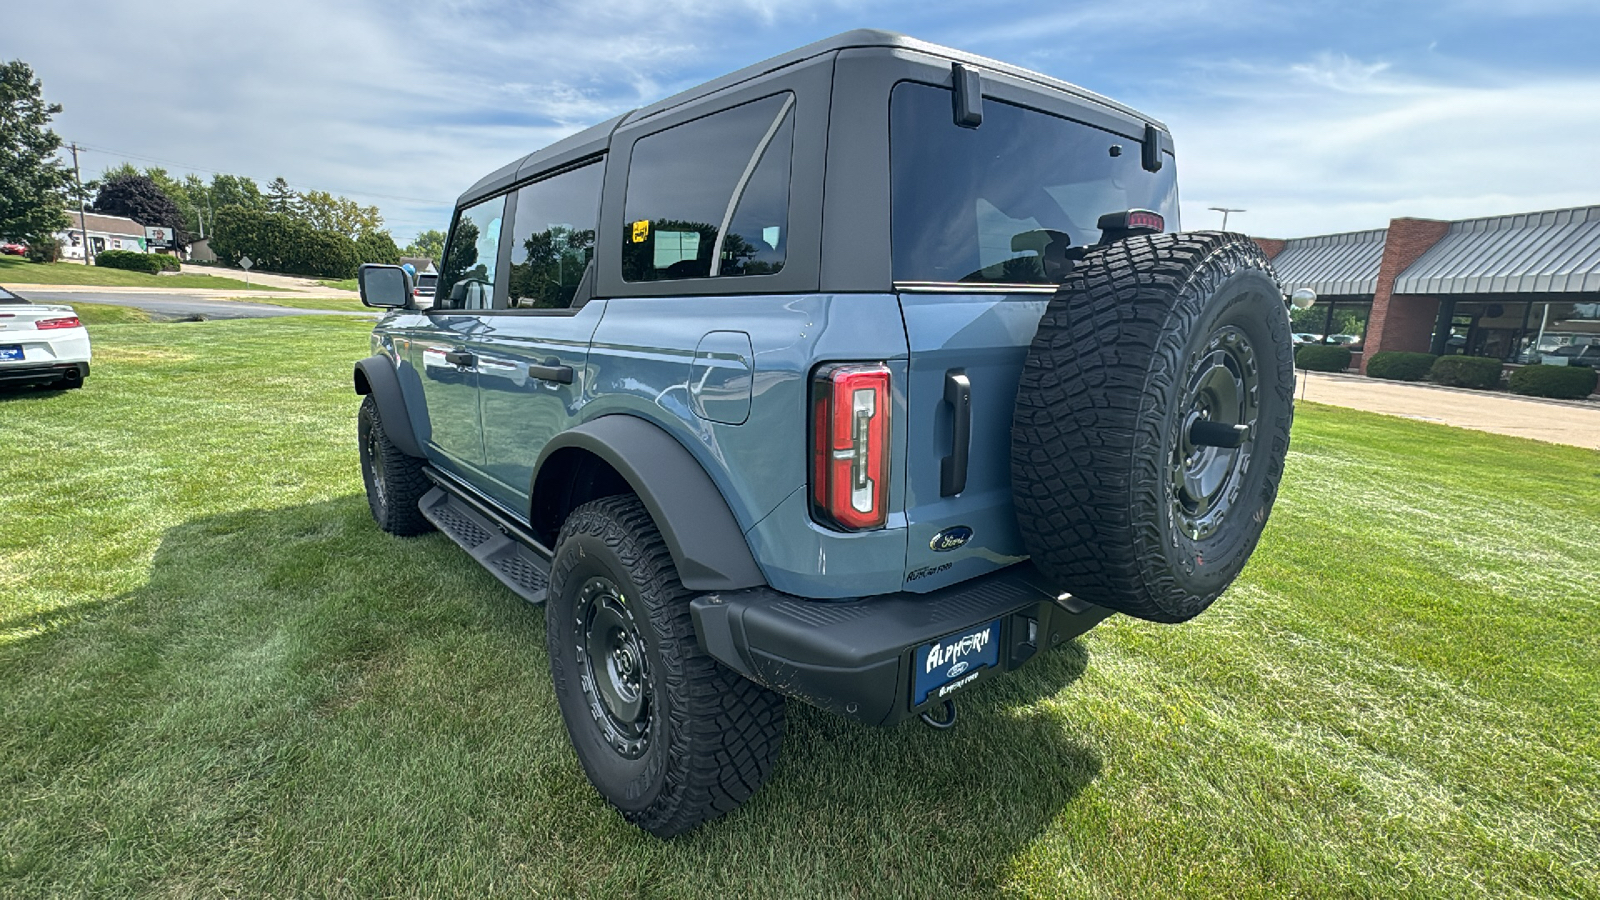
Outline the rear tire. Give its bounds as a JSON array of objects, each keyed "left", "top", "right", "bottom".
[
  {"left": 357, "top": 395, "right": 433, "bottom": 536},
  {"left": 1011, "top": 232, "right": 1295, "bottom": 623},
  {"left": 546, "top": 495, "right": 785, "bottom": 837}
]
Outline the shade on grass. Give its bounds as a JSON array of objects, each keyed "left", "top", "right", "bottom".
[{"left": 1, "top": 313, "right": 1596, "bottom": 898}]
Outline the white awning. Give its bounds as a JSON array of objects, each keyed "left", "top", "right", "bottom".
[
  {"left": 1396, "top": 205, "right": 1600, "bottom": 295},
  {"left": 1269, "top": 229, "right": 1387, "bottom": 297}
]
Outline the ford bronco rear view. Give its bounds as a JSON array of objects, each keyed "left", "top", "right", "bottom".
[{"left": 352, "top": 30, "right": 1296, "bottom": 837}]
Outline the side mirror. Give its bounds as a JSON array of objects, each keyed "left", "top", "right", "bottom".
[{"left": 358, "top": 264, "right": 413, "bottom": 309}]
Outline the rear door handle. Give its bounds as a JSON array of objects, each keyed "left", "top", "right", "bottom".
[
  {"left": 444, "top": 349, "right": 476, "bottom": 368},
  {"left": 940, "top": 369, "right": 971, "bottom": 497},
  {"left": 528, "top": 360, "right": 574, "bottom": 385}
]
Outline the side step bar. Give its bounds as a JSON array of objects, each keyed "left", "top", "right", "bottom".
[{"left": 418, "top": 473, "right": 552, "bottom": 605}]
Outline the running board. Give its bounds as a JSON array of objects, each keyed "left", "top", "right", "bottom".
[{"left": 419, "top": 486, "right": 551, "bottom": 605}]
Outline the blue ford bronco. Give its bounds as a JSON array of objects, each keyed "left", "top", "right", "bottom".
[{"left": 353, "top": 30, "right": 1296, "bottom": 837}]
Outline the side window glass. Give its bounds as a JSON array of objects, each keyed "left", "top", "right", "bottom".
[
  {"left": 622, "top": 92, "right": 794, "bottom": 282},
  {"left": 439, "top": 195, "right": 505, "bottom": 310},
  {"left": 506, "top": 162, "right": 603, "bottom": 309}
]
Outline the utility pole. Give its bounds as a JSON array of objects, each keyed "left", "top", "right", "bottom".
[
  {"left": 70, "top": 143, "right": 93, "bottom": 265},
  {"left": 1208, "top": 207, "right": 1246, "bottom": 231}
]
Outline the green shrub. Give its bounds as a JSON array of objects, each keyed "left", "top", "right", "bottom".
[
  {"left": 153, "top": 254, "right": 181, "bottom": 272},
  {"left": 1295, "top": 344, "right": 1352, "bottom": 372},
  {"left": 210, "top": 207, "right": 360, "bottom": 279},
  {"left": 1429, "top": 355, "right": 1503, "bottom": 389},
  {"left": 1508, "top": 364, "right": 1598, "bottom": 400},
  {"left": 24, "top": 236, "right": 61, "bottom": 263},
  {"left": 355, "top": 230, "right": 401, "bottom": 266},
  {"left": 1366, "top": 351, "right": 1437, "bottom": 382},
  {"left": 95, "top": 250, "right": 163, "bottom": 274}
]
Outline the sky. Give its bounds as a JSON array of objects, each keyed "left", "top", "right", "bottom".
[{"left": 7, "top": 0, "right": 1600, "bottom": 243}]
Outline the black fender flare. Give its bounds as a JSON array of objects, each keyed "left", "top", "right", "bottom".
[
  {"left": 353, "top": 355, "right": 425, "bottom": 458},
  {"left": 533, "top": 415, "right": 766, "bottom": 592}
]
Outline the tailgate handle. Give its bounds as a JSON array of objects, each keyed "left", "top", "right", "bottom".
[
  {"left": 529, "top": 359, "right": 574, "bottom": 385},
  {"left": 444, "top": 349, "right": 476, "bottom": 368},
  {"left": 940, "top": 369, "right": 971, "bottom": 497}
]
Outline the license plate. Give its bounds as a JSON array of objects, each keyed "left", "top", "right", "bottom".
[
  {"left": 0, "top": 345, "right": 22, "bottom": 361},
  {"left": 912, "top": 618, "right": 1002, "bottom": 706}
]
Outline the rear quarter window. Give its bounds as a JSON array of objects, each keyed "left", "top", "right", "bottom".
[{"left": 621, "top": 92, "right": 795, "bottom": 282}]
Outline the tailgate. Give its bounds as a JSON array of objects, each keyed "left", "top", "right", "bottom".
[{"left": 896, "top": 289, "right": 1049, "bottom": 592}]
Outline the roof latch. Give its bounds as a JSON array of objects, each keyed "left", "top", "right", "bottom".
[{"left": 953, "top": 64, "right": 983, "bottom": 128}]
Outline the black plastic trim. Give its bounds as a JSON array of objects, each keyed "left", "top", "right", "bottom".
[
  {"left": 532, "top": 415, "right": 766, "bottom": 591},
  {"left": 940, "top": 369, "right": 971, "bottom": 496},
  {"left": 353, "top": 354, "right": 425, "bottom": 458},
  {"left": 0, "top": 361, "right": 88, "bottom": 385},
  {"left": 691, "top": 562, "right": 1114, "bottom": 726},
  {"left": 953, "top": 63, "right": 983, "bottom": 127}
]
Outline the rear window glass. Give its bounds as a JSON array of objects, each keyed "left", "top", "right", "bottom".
[
  {"left": 890, "top": 82, "right": 1179, "bottom": 285},
  {"left": 622, "top": 93, "right": 794, "bottom": 282}
]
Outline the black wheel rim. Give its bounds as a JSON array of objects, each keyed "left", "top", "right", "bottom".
[
  {"left": 575, "top": 575, "right": 653, "bottom": 759},
  {"left": 364, "top": 420, "right": 388, "bottom": 512},
  {"left": 1169, "top": 325, "right": 1259, "bottom": 541}
]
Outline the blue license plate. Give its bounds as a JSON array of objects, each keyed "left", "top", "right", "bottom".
[
  {"left": 0, "top": 345, "right": 22, "bottom": 361},
  {"left": 912, "top": 618, "right": 1002, "bottom": 706}
]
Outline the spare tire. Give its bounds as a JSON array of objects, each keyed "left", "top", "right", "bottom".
[{"left": 1011, "top": 232, "right": 1294, "bottom": 623}]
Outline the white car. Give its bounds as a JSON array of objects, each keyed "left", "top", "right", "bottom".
[{"left": 0, "top": 285, "right": 90, "bottom": 390}]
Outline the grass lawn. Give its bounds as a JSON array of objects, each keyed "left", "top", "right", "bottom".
[
  {"left": 0, "top": 256, "right": 271, "bottom": 291},
  {"left": 317, "top": 277, "right": 360, "bottom": 292},
  {"left": 1, "top": 314, "right": 1597, "bottom": 898}
]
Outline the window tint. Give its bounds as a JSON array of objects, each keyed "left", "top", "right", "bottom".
[
  {"left": 891, "top": 82, "right": 1179, "bottom": 285},
  {"left": 439, "top": 195, "right": 506, "bottom": 310},
  {"left": 505, "top": 161, "right": 603, "bottom": 309},
  {"left": 622, "top": 93, "right": 794, "bottom": 282}
]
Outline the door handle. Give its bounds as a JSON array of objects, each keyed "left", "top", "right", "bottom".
[
  {"left": 528, "top": 359, "right": 574, "bottom": 385},
  {"left": 444, "top": 349, "right": 476, "bottom": 368},
  {"left": 940, "top": 369, "right": 971, "bottom": 497}
]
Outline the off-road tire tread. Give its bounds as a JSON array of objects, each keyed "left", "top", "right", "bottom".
[
  {"left": 1011, "top": 231, "right": 1294, "bottom": 623},
  {"left": 358, "top": 395, "right": 433, "bottom": 536},
  {"left": 548, "top": 495, "right": 784, "bottom": 837}
]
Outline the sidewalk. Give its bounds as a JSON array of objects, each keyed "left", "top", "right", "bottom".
[{"left": 1299, "top": 371, "right": 1600, "bottom": 450}]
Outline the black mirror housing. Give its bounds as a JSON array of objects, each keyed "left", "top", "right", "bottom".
[{"left": 358, "top": 264, "right": 413, "bottom": 309}]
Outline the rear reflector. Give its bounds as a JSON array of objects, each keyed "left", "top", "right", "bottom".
[
  {"left": 36, "top": 317, "right": 82, "bottom": 330},
  {"left": 810, "top": 363, "right": 891, "bottom": 531}
]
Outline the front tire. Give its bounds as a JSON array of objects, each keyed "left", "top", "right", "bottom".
[
  {"left": 546, "top": 495, "right": 785, "bottom": 837},
  {"left": 357, "top": 395, "right": 433, "bottom": 536}
]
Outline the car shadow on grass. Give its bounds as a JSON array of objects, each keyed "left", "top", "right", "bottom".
[{"left": 1, "top": 494, "right": 1102, "bottom": 897}]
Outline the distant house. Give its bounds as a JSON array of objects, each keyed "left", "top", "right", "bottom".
[
  {"left": 400, "top": 256, "right": 436, "bottom": 275},
  {"left": 188, "top": 237, "right": 217, "bottom": 264},
  {"left": 57, "top": 211, "right": 148, "bottom": 260}
]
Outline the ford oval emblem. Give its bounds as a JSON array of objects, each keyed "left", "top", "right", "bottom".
[
  {"left": 930, "top": 526, "right": 973, "bottom": 552},
  {"left": 946, "top": 661, "right": 970, "bottom": 678}
]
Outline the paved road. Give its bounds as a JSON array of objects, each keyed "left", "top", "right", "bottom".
[
  {"left": 25, "top": 290, "right": 374, "bottom": 320},
  {"left": 1301, "top": 371, "right": 1600, "bottom": 450}
]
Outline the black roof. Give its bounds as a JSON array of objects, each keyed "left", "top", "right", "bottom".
[{"left": 459, "top": 30, "right": 1164, "bottom": 207}]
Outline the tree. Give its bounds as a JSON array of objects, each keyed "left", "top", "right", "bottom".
[
  {"left": 298, "top": 189, "right": 382, "bottom": 240},
  {"left": 92, "top": 173, "right": 190, "bottom": 247},
  {"left": 210, "top": 173, "right": 265, "bottom": 213},
  {"left": 404, "top": 229, "right": 446, "bottom": 262},
  {"left": 267, "top": 177, "right": 299, "bottom": 216},
  {"left": 0, "top": 60, "right": 73, "bottom": 245},
  {"left": 355, "top": 229, "right": 400, "bottom": 266}
]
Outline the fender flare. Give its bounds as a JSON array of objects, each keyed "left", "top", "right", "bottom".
[
  {"left": 533, "top": 415, "right": 766, "bottom": 592},
  {"left": 353, "top": 355, "right": 426, "bottom": 458}
]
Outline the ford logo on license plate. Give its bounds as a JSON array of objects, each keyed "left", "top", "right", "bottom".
[{"left": 912, "top": 619, "right": 1001, "bottom": 706}]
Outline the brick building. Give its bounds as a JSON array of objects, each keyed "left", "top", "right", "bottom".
[{"left": 1255, "top": 204, "right": 1600, "bottom": 372}]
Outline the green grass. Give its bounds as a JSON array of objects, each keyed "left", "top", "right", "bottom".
[
  {"left": 217, "top": 295, "right": 370, "bottom": 312},
  {"left": 317, "top": 277, "right": 360, "bottom": 292},
  {"left": 67, "top": 303, "right": 151, "bottom": 326},
  {"left": 1, "top": 316, "right": 1597, "bottom": 898},
  {"left": 0, "top": 256, "right": 271, "bottom": 290}
]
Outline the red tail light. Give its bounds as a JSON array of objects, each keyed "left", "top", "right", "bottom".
[
  {"left": 37, "top": 317, "right": 82, "bottom": 330},
  {"left": 809, "top": 364, "right": 891, "bottom": 531}
]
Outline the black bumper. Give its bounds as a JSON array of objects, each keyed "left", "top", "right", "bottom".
[
  {"left": 0, "top": 361, "right": 88, "bottom": 387},
  {"left": 690, "top": 563, "right": 1113, "bottom": 726}
]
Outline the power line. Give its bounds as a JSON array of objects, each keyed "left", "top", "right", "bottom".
[{"left": 66, "top": 140, "right": 454, "bottom": 207}]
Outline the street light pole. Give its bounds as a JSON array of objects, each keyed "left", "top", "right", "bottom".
[{"left": 1208, "top": 206, "right": 1247, "bottom": 231}]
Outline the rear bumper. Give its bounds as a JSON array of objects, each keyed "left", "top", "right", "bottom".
[
  {"left": 0, "top": 361, "right": 88, "bottom": 386},
  {"left": 690, "top": 562, "right": 1113, "bottom": 726}
]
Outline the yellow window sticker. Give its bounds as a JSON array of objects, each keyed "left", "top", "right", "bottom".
[{"left": 631, "top": 220, "right": 651, "bottom": 243}]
